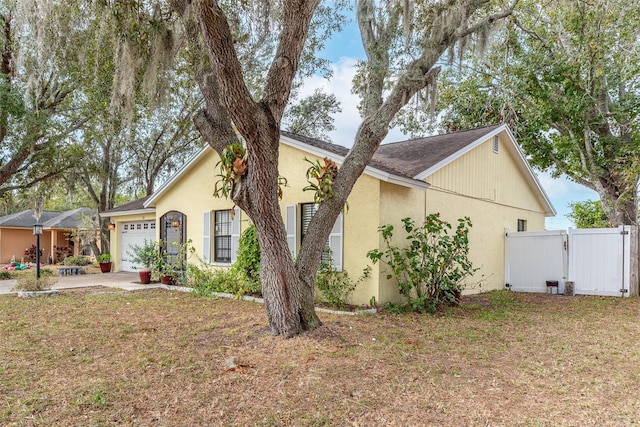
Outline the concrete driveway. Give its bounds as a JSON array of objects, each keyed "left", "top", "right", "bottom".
[{"left": 0, "top": 271, "right": 160, "bottom": 295}]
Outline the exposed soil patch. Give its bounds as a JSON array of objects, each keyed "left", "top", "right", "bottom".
[{"left": 1, "top": 290, "right": 639, "bottom": 426}]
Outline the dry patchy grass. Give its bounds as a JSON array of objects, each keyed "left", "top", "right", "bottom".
[{"left": 1, "top": 289, "right": 640, "bottom": 426}]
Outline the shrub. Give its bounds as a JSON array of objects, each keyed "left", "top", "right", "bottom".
[
  {"left": 187, "top": 264, "right": 259, "bottom": 297},
  {"left": 232, "top": 225, "right": 261, "bottom": 283},
  {"left": 186, "top": 264, "right": 219, "bottom": 297},
  {"left": 215, "top": 268, "right": 258, "bottom": 296},
  {"left": 63, "top": 256, "right": 92, "bottom": 266},
  {"left": 13, "top": 272, "right": 57, "bottom": 291},
  {"left": 127, "top": 240, "right": 158, "bottom": 270},
  {"left": 23, "top": 245, "right": 43, "bottom": 263},
  {"left": 0, "top": 270, "right": 11, "bottom": 280},
  {"left": 97, "top": 253, "right": 111, "bottom": 263},
  {"left": 367, "top": 213, "right": 476, "bottom": 312},
  {"left": 315, "top": 254, "right": 371, "bottom": 309},
  {"left": 55, "top": 245, "right": 73, "bottom": 260}
]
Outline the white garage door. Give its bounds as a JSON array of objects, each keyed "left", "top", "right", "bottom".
[{"left": 120, "top": 221, "right": 156, "bottom": 272}]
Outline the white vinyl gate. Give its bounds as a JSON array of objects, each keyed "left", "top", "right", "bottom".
[
  {"left": 505, "top": 226, "right": 632, "bottom": 297},
  {"left": 504, "top": 230, "right": 568, "bottom": 293},
  {"left": 568, "top": 227, "right": 631, "bottom": 296}
]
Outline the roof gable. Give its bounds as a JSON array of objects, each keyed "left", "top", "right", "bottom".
[
  {"left": 374, "top": 124, "right": 554, "bottom": 216},
  {"left": 374, "top": 125, "right": 503, "bottom": 177}
]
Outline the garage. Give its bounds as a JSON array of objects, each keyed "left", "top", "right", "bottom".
[{"left": 120, "top": 221, "right": 156, "bottom": 271}]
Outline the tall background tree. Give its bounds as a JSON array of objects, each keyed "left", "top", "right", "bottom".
[
  {"left": 0, "top": 1, "right": 85, "bottom": 195},
  {"left": 567, "top": 200, "right": 611, "bottom": 229},
  {"left": 428, "top": 0, "right": 640, "bottom": 226},
  {"left": 284, "top": 88, "right": 342, "bottom": 141},
  {"left": 2, "top": 1, "right": 208, "bottom": 254}
]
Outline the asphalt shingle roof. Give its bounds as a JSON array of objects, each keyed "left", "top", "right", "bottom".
[
  {"left": 281, "top": 130, "right": 420, "bottom": 180},
  {"left": 102, "top": 196, "right": 151, "bottom": 215},
  {"left": 0, "top": 208, "right": 97, "bottom": 229},
  {"left": 373, "top": 124, "right": 503, "bottom": 177}
]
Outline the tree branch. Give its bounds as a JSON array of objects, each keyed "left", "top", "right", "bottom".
[
  {"left": 262, "top": 0, "right": 321, "bottom": 123},
  {"left": 196, "top": 0, "right": 262, "bottom": 138},
  {"left": 0, "top": 168, "right": 72, "bottom": 197}
]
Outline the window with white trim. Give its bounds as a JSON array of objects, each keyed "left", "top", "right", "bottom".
[
  {"left": 214, "top": 210, "right": 232, "bottom": 263},
  {"left": 287, "top": 203, "right": 343, "bottom": 271},
  {"left": 210, "top": 208, "right": 241, "bottom": 264}
]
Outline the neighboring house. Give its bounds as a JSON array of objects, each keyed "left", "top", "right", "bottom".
[
  {"left": 0, "top": 208, "right": 98, "bottom": 264},
  {"left": 103, "top": 124, "right": 555, "bottom": 305}
]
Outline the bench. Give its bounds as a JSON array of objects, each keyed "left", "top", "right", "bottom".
[{"left": 58, "top": 266, "right": 82, "bottom": 276}]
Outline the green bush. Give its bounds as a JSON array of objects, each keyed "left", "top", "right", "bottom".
[
  {"left": 187, "top": 264, "right": 260, "bottom": 298},
  {"left": 232, "top": 225, "right": 261, "bottom": 284},
  {"left": 186, "top": 264, "right": 219, "bottom": 297},
  {"left": 0, "top": 270, "right": 11, "bottom": 280},
  {"left": 63, "top": 256, "right": 92, "bottom": 266},
  {"left": 315, "top": 262, "right": 371, "bottom": 309},
  {"left": 188, "top": 224, "right": 262, "bottom": 298},
  {"left": 367, "top": 213, "right": 476, "bottom": 312}
]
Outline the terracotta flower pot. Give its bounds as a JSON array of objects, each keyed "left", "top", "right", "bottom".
[
  {"left": 160, "top": 275, "right": 174, "bottom": 286},
  {"left": 99, "top": 262, "right": 112, "bottom": 273},
  {"left": 139, "top": 269, "right": 151, "bottom": 284}
]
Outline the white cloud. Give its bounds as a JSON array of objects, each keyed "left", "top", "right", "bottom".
[{"left": 298, "top": 57, "right": 407, "bottom": 147}]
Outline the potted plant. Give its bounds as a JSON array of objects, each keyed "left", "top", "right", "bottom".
[
  {"left": 97, "top": 253, "right": 112, "bottom": 273},
  {"left": 127, "top": 240, "right": 157, "bottom": 284},
  {"left": 154, "top": 239, "right": 194, "bottom": 286}
]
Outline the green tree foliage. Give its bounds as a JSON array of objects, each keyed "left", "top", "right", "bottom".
[
  {"left": 367, "top": 214, "right": 476, "bottom": 312},
  {"left": 284, "top": 89, "right": 342, "bottom": 141},
  {"left": 430, "top": 0, "right": 640, "bottom": 226},
  {"left": 567, "top": 200, "right": 612, "bottom": 229},
  {"left": 0, "top": 2, "right": 84, "bottom": 195},
  {"left": 2, "top": 1, "right": 205, "bottom": 253}
]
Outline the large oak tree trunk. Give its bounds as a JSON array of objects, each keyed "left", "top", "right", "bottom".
[
  {"left": 593, "top": 179, "right": 638, "bottom": 227},
  {"left": 254, "top": 210, "right": 321, "bottom": 337},
  {"left": 239, "top": 124, "right": 321, "bottom": 337}
]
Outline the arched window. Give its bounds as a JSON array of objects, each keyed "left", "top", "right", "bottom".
[{"left": 160, "top": 211, "right": 187, "bottom": 266}]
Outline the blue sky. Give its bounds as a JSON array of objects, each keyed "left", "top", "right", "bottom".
[{"left": 301, "top": 12, "right": 599, "bottom": 230}]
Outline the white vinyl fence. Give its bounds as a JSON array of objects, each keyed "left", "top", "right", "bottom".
[
  {"left": 504, "top": 230, "right": 567, "bottom": 293},
  {"left": 504, "top": 226, "right": 635, "bottom": 297}
]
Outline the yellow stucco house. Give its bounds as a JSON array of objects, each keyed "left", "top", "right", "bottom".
[{"left": 104, "top": 124, "right": 554, "bottom": 304}]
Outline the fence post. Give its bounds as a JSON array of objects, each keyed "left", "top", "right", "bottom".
[{"left": 630, "top": 226, "right": 639, "bottom": 297}]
